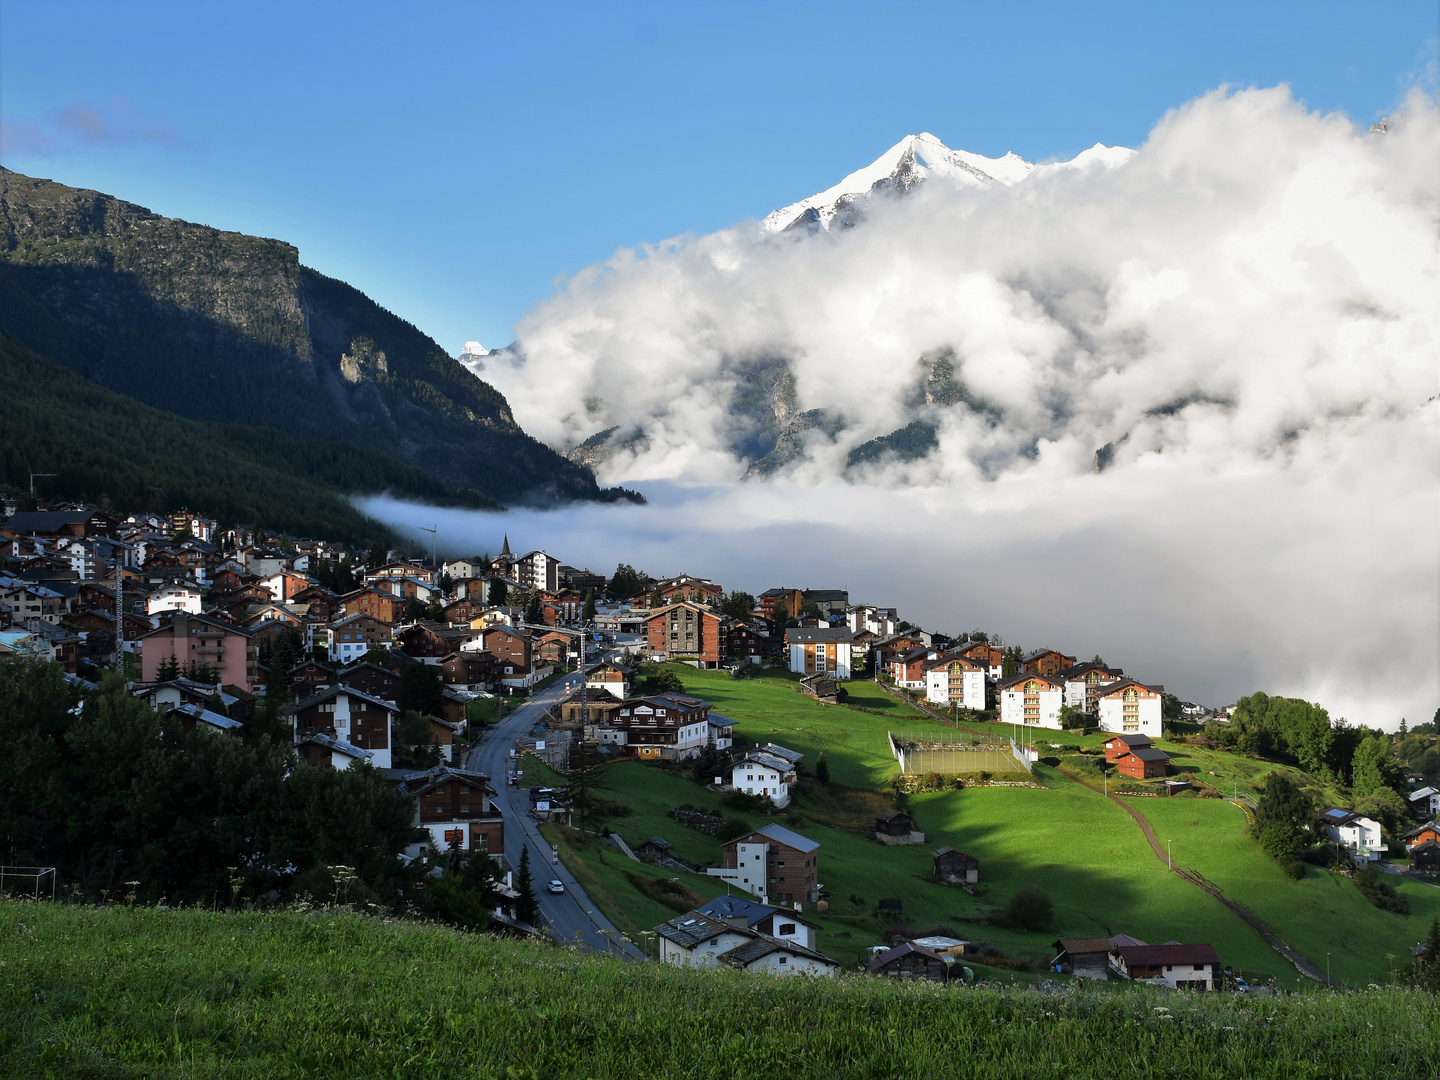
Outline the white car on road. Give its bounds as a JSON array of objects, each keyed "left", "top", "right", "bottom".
[{"left": 547, "top": 879, "right": 565, "bottom": 894}]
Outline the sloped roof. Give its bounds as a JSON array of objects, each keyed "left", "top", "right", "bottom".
[
  {"left": 297, "top": 732, "right": 372, "bottom": 761},
  {"left": 1113, "top": 943, "right": 1219, "bottom": 967},
  {"left": 750, "top": 823, "right": 818, "bottom": 854},
  {"left": 867, "top": 942, "right": 944, "bottom": 971},
  {"left": 1104, "top": 733, "right": 1154, "bottom": 749},
  {"left": 654, "top": 912, "right": 735, "bottom": 949},
  {"left": 1123, "top": 747, "right": 1171, "bottom": 763},
  {"left": 1052, "top": 937, "right": 1113, "bottom": 957},
  {"left": 785, "top": 627, "right": 857, "bottom": 644},
  {"left": 761, "top": 743, "right": 804, "bottom": 764},
  {"left": 720, "top": 934, "right": 835, "bottom": 969}
]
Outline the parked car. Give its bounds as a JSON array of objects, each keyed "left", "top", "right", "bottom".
[{"left": 547, "top": 880, "right": 565, "bottom": 894}]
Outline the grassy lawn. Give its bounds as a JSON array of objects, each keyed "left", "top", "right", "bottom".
[
  {"left": 1132, "top": 797, "right": 1440, "bottom": 987},
  {"left": 519, "top": 666, "right": 1414, "bottom": 991},
  {"left": 6, "top": 901, "right": 1436, "bottom": 1080},
  {"left": 673, "top": 667, "right": 947, "bottom": 788}
]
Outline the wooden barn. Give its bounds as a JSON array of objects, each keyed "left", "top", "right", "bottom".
[
  {"left": 1410, "top": 838, "right": 1440, "bottom": 873},
  {"left": 867, "top": 942, "right": 951, "bottom": 982},
  {"left": 1115, "top": 746, "right": 1170, "bottom": 780},
  {"left": 874, "top": 810, "right": 924, "bottom": 845},
  {"left": 635, "top": 837, "right": 673, "bottom": 864},
  {"left": 933, "top": 846, "right": 979, "bottom": 885},
  {"left": 1050, "top": 937, "right": 1112, "bottom": 980}
]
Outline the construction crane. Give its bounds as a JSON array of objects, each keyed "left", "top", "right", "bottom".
[
  {"left": 29, "top": 470, "right": 56, "bottom": 497},
  {"left": 417, "top": 524, "right": 438, "bottom": 568}
]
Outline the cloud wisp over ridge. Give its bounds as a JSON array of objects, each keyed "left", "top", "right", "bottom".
[{"left": 372, "top": 85, "right": 1438, "bottom": 728}]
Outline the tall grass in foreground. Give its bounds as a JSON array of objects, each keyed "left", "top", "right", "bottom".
[{"left": 1, "top": 900, "right": 1435, "bottom": 1079}]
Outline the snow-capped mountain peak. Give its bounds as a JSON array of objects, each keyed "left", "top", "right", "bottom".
[{"left": 762, "top": 132, "right": 1132, "bottom": 234}]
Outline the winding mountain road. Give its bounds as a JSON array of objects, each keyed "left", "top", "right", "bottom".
[{"left": 465, "top": 671, "right": 646, "bottom": 961}]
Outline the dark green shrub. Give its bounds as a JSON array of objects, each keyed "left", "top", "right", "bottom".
[{"left": 1002, "top": 885, "right": 1053, "bottom": 931}]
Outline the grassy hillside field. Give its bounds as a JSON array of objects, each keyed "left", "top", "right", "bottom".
[
  {"left": 2, "top": 901, "right": 1436, "bottom": 1080},
  {"left": 534, "top": 667, "right": 1437, "bottom": 987}
]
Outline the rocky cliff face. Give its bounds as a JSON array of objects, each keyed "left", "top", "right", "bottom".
[{"left": 0, "top": 167, "right": 637, "bottom": 507}]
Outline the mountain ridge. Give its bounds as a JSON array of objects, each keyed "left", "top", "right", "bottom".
[{"left": 0, "top": 167, "right": 641, "bottom": 510}]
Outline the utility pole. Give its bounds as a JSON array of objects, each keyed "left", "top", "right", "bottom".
[
  {"left": 112, "top": 564, "right": 124, "bottom": 677},
  {"left": 29, "top": 470, "right": 56, "bottom": 497},
  {"left": 1168, "top": 839, "right": 1172, "bottom": 870}
]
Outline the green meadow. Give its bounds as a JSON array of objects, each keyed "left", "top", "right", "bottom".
[
  {"left": 2, "top": 901, "right": 1436, "bottom": 1080},
  {"left": 534, "top": 666, "right": 1431, "bottom": 987}
]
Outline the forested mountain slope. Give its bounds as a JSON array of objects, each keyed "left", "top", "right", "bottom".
[{"left": 0, "top": 167, "right": 638, "bottom": 507}]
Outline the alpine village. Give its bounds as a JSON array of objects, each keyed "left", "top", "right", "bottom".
[{"left": 2, "top": 503, "right": 1437, "bottom": 999}]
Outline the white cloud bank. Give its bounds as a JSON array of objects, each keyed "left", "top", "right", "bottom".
[{"left": 369, "top": 86, "right": 1439, "bottom": 728}]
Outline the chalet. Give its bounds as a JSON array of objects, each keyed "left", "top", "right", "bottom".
[
  {"left": 394, "top": 621, "right": 466, "bottom": 661},
  {"left": 294, "top": 732, "right": 373, "bottom": 770},
  {"left": 482, "top": 625, "right": 533, "bottom": 683},
  {"left": 291, "top": 585, "right": 340, "bottom": 623},
  {"left": 395, "top": 765, "right": 505, "bottom": 855},
  {"left": 163, "top": 702, "right": 244, "bottom": 736},
  {"left": 560, "top": 566, "right": 607, "bottom": 594},
  {"left": 243, "top": 546, "right": 295, "bottom": 579},
  {"left": 799, "top": 672, "right": 840, "bottom": 703},
  {"left": 442, "top": 558, "right": 484, "bottom": 580},
  {"left": 1115, "top": 746, "right": 1170, "bottom": 780},
  {"left": 440, "top": 598, "right": 486, "bottom": 625},
  {"left": 652, "top": 573, "right": 723, "bottom": 605},
  {"left": 325, "top": 613, "right": 393, "bottom": 665},
  {"left": 932, "top": 846, "right": 979, "bottom": 885},
  {"left": 717, "top": 936, "right": 838, "bottom": 977},
  {"left": 655, "top": 912, "right": 758, "bottom": 970},
  {"left": 1050, "top": 938, "right": 1112, "bottom": 980},
  {"left": 730, "top": 749, "right": 798, "bottom": 808},
  {"left": 801, "top": 589, "right": 849, "bottom": 616},
  {"left": 997, "top": 673, "right": 1065, "bottom": 729},
  {"left": 758, "top": 587, "right": 805, "bottom": 622},
  {"left": 132, "top": 677, "right": 224, "bottom": 714},
  {"left": 695, "top": 895, "right": 820, "bottom": 950},
  {"left": 0, "top": 579, "right": 66, "bottom": 624},
  {"left": 1021, "top": 648, "right": 1077, "bottom": 677},
  {"left": 567, "top": 696, "right": 623, "bottom": 730},
  {"left": 534, "top": 628, "right": 574, "bottom": 665},
  {"left": 339, "top": 588, "right": 401, "bottom": 625},
  {"left": 635, "top": 837, "right": 673, "bottom": 864},
  {"left": 786, "top": 627, "right": 857, "bottom": 680},
  {"left": 438, "top": 650, "right": 496, "bottom": 691},
  {"left": 338, "top": 661, "right": 400, "bottom": 703},
  {"left": 437, "top": 686, "right": 472, "bottom": 728},
  {"left": 725, "top": 622, "right": 767, "bottom": 663},
  {"left": 890, "top": 645, "right": 936, "bottom": 689},
  {"left": 951, "top": 641, "right": 1004, "bottom": 678},
  {"left": 140, "top": 612, "right": 257, "bottom": 690},
  {"left": 867, "top": 942, "right": 950, "bottom": 982},
  {"left": 285, "top": 685, "right": 396, "bottom": 769},
  {"left": 289, "top": 659, "right": 334, "bottom": 691},
  {"left": 1409, "top": 786, "right": 1440, "bottom": 818},
  {"left": 261, "top": 570, "right": 315, "bottom": 604},
  {"left": 1318, "top": 807, "right": 1385, "bottom": 862},
  {"left": 1410, "top": 839, "right": 1440, "bottom": 873},
  {"left": 1103, "top": 733, "right": 1156, "bottom": 761},
  {"left": 1, "top": 509, "right": 117, "bottom": 540},
  {"left": 583, "top": 660, "right": 632, "bottom": 700},
  {"left": 1402, "top": 821, "right": 1440, "bottom": 850},
  {"left": 1096, "top": 680, "right": 1165, "bottom": 737},
  {"left": 707, "top": 822, "right": 820, "bottom": 905},
  {"left": 365, "top": 560, "right": 436, "bottom": 587},
  {"left": 925, "top": 654, "right": 987, "bottom": 711},
  {"left": 874, "top": 809, "right": 924, "bottom": 846},
  {"left": 599, "top": 694, "right": 712, "bottom": 760},
  {"left": 646, "top": 602, "right": 726, "bottom": 668},
  {"left": 708, "top": 712, "right": 736, "bottom": 750},
  {"left": 1059, "top": 662, "right": 1125, "bottom": 714},
  {"left": 1109, "top": 943, "right": 1219, "bottom": 991}
]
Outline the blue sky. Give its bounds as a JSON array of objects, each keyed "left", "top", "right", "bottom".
[{"left": 2, "top": 0, "right": 1434, "bottom": 353}]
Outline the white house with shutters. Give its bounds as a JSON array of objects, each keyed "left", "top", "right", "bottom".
[
  {"left": 730, "top": 749, "right": 798, "bottom": 808},
  {"left": 997, "top": 674, "right": 1064, "bottom": 729},
  {"left": 1095, "top": 680, "right": 1164, "bottom": 738}
]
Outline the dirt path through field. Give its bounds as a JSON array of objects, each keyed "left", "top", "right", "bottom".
[{"left": 1059, "top": 767, "right": 1341, "bottom": 987}]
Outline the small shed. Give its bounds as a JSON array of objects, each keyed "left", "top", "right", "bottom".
[
  {"left": 1103, "top": 733, "right": 1154, "bottom": 762},
  {"left": 1410, "top": 838, "right": 1440, "bottom": 873},
  {"left": 635, "top": 836, "right": 673, "bottom": 864},
  {"left": 868, "top": 942, "right": 951, "bottom": 982},
  {"left": 933, "top": 846, "right": 979, "bottom": 885},
  {"left": 874, "top": 809, "right": 925, "bottom": 845},
  {"left": 875, "top": 809, "right": 916, "bottom": 836},
  {"left": 1050, "top": 937, "right": 1112, "bottom": 980}
]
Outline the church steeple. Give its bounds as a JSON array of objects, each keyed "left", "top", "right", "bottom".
[{"left": 500, "top": 533, "right": 512, "bottom": 559}]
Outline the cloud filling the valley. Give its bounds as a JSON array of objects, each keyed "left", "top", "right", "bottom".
[{"left": 372, "top": 86, "right": 1439, "bottom": 728}]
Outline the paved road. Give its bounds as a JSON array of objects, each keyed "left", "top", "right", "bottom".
[{"left": 465, "top": 669, "right": 647, "bottom": 960}]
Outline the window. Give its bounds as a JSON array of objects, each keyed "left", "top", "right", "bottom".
[
  {"left": 779, "top": 923, "right": 796, "bottom": 935},
  {"left": 778, "top": 956, "right": 787, "bottom": 965}
]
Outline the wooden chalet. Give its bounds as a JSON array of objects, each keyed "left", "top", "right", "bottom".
[
  {"left": 1050, "top": 938, "right": 1112, "bottom": 980},
  {"left": 338, "top": 661, "right": 399, "bottom": 702},
  {"left": 933, "top": 846, "right": 979, "bottom": 885},
  {"left": 635, "top": 837, "right": 673, "bottom": 864},
  {"left": 867, "top": 942, "right": 951, "bottom": 982}
]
